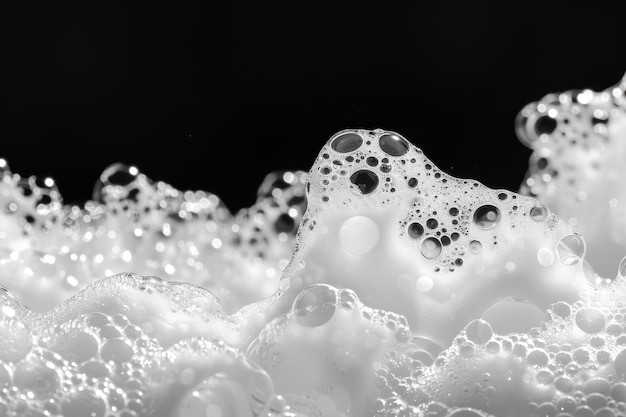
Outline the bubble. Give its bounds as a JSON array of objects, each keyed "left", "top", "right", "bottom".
[
  {"left": 614, "top": 349, "right": 626, "bottom": 379},
  {"left": 530, "top": 205, "right": 548, "bottom": 222},
  {"left": 350, "top": 170, "right": 379, "bottom": 195},
  {"left": 421, "top": 237, "right": 442, "bottom": 259},
  {"left": 556, "top": 235, "right": 586, "bottom": 266},
  {"left": 331, "top": 131, "right": 363, "bottom": 153},
  {"left": 292, "top": 284, "right": 338, "bottom": 327},
  {"left": 469, "top": 240, "right": 483, "bottom": 254},
  {"left": 338, "top": 289, "right": 358, "bottom": 309},
  {"left": 93, "top": 163, "right": 139, "bottom": 202},
  {"left": 527, "top": 349, "right": 549, "bottom": 367},
  {"left": 339, "top": 215, "right": 380, "bottom": 256},
  {"left": 100, "top": 338, "right": 134, "bottom": 364},
  {"left": 408, "top": 222, "right": 425, "bottom": 239},
  {"left": 447, "top": 409, "right": 485, "bottom": 417},
  {"left": 416, "top": 276, "right": 434, "bottom": 292},
  {"left": 13, "top": 358, "right": 59, "bottom": 398},
  {"left": 379, "top": 132, "right": 410, "bottom": 157},
  {"left": 618, "top": 255, "right": 626, "bottom": 279},
  {"left": 534, "top": 115, "right": 558, "bottom": 136},
  {"left": 575, "top": 308, "right": 606, "bottom": 333},
  {"left": 537, "top": 247, "right": 555, "bottom": 267},
  {"left": 472, "top": 205, "right": 501, "bottom": 230},
  {"left": 60, "top": 390, "right": 106, "bottom": 417},
  {"left": 464, "top": 319, "right": 493, "bottom": 344}
]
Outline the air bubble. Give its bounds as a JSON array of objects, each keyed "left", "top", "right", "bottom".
[
  {"left": 379, "top": 132, "right": 410, "bottom": 157},
  {"left": 421, "top": 237, "right": 442, "bottom": 259},
  {"left": 350, "top": 170, "right": 379, "bottom": 195},
  {"left": 331, "top": 131, "right": 363, "bottom": 153},
  {"left": 556, "top": 235, "right": 586, "bottom": 266},
  {"left": 575, "top": 308, "right": 606, "bottom": 334},
  {"left": 292, "top": 284, "right": 338, "bottom": 327},
  {"left": 464, "top": 319, "right": 493, "bottom": 344},
  {"left": 469, "top": 240, "right": 483, "bottom": 254},
  {"left": 100, "top": 338, "right": 134, "bottom": 364},
  {"left": 446, "top": 409, "right": 485, "bottom": 417},
  {"left": 339, "top": 215, "right": 380, "bottom": 256},
  {"left": 408, "top": 222, "right": 424, "bottom": 239},
  {"left": 618, "top": 255, "right": 626, "bottom": 279},
  {"left": 530, "top": 205, "right": 548, "bottom": 222},
  {"left": 537, "top": 248, "right": 555, "bottom": 267},
  {"left": 473, "top": 205, "right": 501, "bottom": 230}
]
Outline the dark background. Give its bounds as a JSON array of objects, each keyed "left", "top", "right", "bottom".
[{"left": 2, "top": 2, "right": 625, "bottom": 212}]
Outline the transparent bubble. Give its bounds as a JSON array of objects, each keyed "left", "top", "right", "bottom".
[
  {"left": 421, "top": 237, "right": 442, "bottom": 259},
  {"left": 556, "top": 234, "right": 586, "bottom": 266},
  {"left": 530, "top": 205, "right": 548, "bottom": 222},
  {"left": 13, "top": 358, "right": 59, "bottom": 399},
  {"left": 350, "top": 169, "right": 379, "bottom": 195},
  {"left": 464, "top": 319, "right": 493, "bottom": 344},
  {"left": 537, "top": 247, "right": 555, "bottom": 267},
  {"left": 618, "top": 255, "right": 626, "bottom": 279},
  {"left": 473, "top": 205, "right": 501, "bottom": 230},
  {"left": 292, "top": 284, "right": 338, "bottom": 327},
  {"left": 407, "top": 222, "right": 425, "bottom": 239},
  {"left": 338, "top": 289, "right": 358, "bottom": 309},
  {"left": 379, "top": 132, "right": 410, "bottom": 157},
  {"left": 446, "top": 408, "right": 486, "bottom": 417},
  {"left": 100, "top": 338, "right": 134, "bottom": 364},
  {"left": 575, "top": 308, "right": 606, "bottom": 333},
  {"left": 60, "top": 390, "right": 106, "bottom": 417},
  {"left": 331, "top": 131, "right": 363, "bottom": 153}
]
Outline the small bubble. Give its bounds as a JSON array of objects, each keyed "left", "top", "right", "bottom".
[
  {"left": 469, "top": 240, "right": 483, "bottom": 254},
  {"left": 556, "top": 235, "right": 586, "bottom": 266},
  {"left": 408, "top": 222, "right": 425, "bottom": 239},
  {"left": 331, "top": 131, "right": 363, "bottom": 153},
  {"left": 464, "top": 319, "right": 493, "bottom": 344},
  {"left": 473, "top": 205, "right": 501, "bottom": 230},
  {"left": 421, "top": 237, "right": 442, "bottom": 259},
  {"left": 537, "top": 248, "right": 555, "bottom": 267},
  {"left": 292, "top": 284, "right": 338, "bottom": 327},
  {"left": 530, "top": 205, "right": 548, "bottom": 222}
]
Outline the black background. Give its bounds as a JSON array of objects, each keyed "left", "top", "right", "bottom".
[{"left": 2, "top": 2, "right": 625, "bottom": 212}]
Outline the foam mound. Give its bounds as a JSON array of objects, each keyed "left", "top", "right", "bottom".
[
  {"left": 516, "top": 73, "right": 626, "bottom": 278},
  {"left": 2, "top": 77, "right": 626, "bottom": 416}
]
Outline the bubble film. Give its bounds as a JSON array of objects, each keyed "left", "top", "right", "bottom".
[{"left": 2, "top": 74, "right": 626, "bottom": 416}]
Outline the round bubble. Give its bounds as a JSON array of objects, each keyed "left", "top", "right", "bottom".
[
  {"left": 473, "top": 205, "right": 501, "bottom": 230},
  {"left": 464, "top": 319, "right": 493, "bottom": 344},
  {"left": 331, "top": 132, "right": 363, "bottom": 153},
  {"left": 292, "top": 284, "right": 338, "bottom": 327},
  {"left": 379, "top": 133, "right": 410, "bottom": 156},
  {"left": 556, "top": 234, "right": 586, "bottom": 266},
  {"left": 339, "top": 216, "right": 380, "bottom": 256},
  {"left": 421, "top": 237, "right": 442, "bottom": 259},
  {"left": 575, "top": 308, "right": 606, "bottom": 333},
  {"left": 349, "top": 169, "right": 379, "bottom": 195},
  {"left": 530, "top": 205, "right": 548, "bottom": 222}
]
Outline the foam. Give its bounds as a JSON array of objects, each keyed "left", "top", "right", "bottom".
[
  {"left": 517, "top": 73, "right": 626, "bottom": 278},
  {"left": 2, "top": 75, "right": 626, "bottom": 416}
]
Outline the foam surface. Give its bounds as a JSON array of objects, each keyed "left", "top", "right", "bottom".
[{"left": 2, "top": 75, "right": 626, "bottom": 416}]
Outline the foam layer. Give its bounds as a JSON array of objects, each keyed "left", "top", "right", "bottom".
[{"left": 2, "top": 75, "right": 626, "bottom": 416}]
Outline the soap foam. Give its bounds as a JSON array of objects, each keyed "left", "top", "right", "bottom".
[{"left": 2, "top": 75, "right": 626, "bottom": 416}]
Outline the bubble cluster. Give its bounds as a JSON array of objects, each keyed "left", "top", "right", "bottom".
[
  {"left": 2, "top": 72, "right": 626, "bottom": 416},
  {"left": 516, "top": 73, "right": 626, "bottom": 277},
  {"left": 282, "top": 128, "right": 591, "bottom": 347},
  {"left": 0, "top": 162, "right": 307, "bottom": 312}
]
